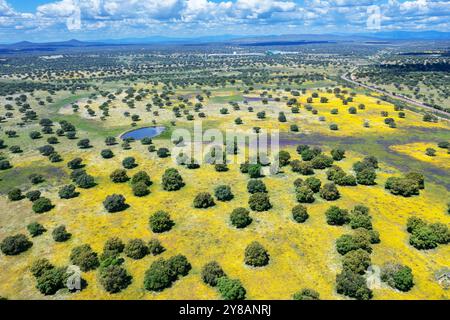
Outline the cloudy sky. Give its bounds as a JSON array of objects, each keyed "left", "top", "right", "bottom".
[{"left": 0, "top": 0, "right": 449, "bottom": 42}]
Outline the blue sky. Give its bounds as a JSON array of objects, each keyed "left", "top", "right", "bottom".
[{"left": 1, "top": 0, "right": 449, "bottom": 42}]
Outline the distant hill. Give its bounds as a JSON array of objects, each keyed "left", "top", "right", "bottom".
[{"left": 1, "top": 31, "right": 448, "bottom": 54}]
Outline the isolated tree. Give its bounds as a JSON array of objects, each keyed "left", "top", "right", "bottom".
[
  {"left": 293, "top": 288, "right": 320, "bottom": 300},
  {"left": 247, "top": 179, "right": 267, "bottom": 194},
  {"left": 103, "top": 194, "right": 128, "bottom": 213},
  {"left": 244, "top": 241, "right": 270, "bottom": 267},
  {"left": 380, "top": 263, "right": 414, "bottom": 292},
  {"left": 325, "top": 206, "right": 349, "bottom": 226},
  {"left": 336, "top": 270, "right": 372, "bottom": 300},
  {"left": 320, "top": 183, "right": 340, "bottom": 201},
  {"left": 70, "top": 244, "right": 99, "bottom": 272},
  {"left": 32, "top": 197, "right": 54, "bottom": 214},
  {"left": 230, "top": 208, "right": 252, "bottom": 228},
  {"left": 249, "top": 193, "right": 272, "bottom": 211},
  {"left": 292, "top": 205, "right": 309, "bottom": 223},
  {"left": 162, "top": 168, "right": 184, "bottom": 191},
  {"left": 201, "top": 262, "right": 226, "bottom": 287},
  {"left": 194, "top": 192, "right": 216, "bottom": 208},
  {"left": 214, "top": 185, "right": 234, "bottom": 201},
  {"left": 216, "top": 277, "right": 246, "bottom": 300},
  {"left": 124, "top": 239, "right": 148, "bottom": 259},
  {"left": 0, "top": 234, "right": 33, "bottom": 255},
  {"left": 149, "top": 211, "right": 174, "bottom": 233},
  {"left": 52, "top": 225, "right": 71, "bottom": 242}
]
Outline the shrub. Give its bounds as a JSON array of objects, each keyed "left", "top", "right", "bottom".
[
  {"left": 132, "top": 182, "right": 150, "bottom": 197},
  {"left": 141, "top": 137, "right": 153, "bottom": 145},
  {"left": 32, "top": 197, "right": 53, "bottom": 213},
  {"left": 356, "top": 168, "right": 376, "bottom": 185},
  {"left": 143, "top": 258, "right": 173, "bottom": 291},
  {"left": 52, "top": 225, "right": 71, "bottom": 242},
  {"left": 70, "top": 244, "right": 99, "bottom": 272},
  {"left": 291, "top": 161, "right": 314, "bottom": 175},
  {"left": 67, "top": 158, "right": 83, "bottom": 169},
  {"left": 215, "top": 163, "right": 229, "bottom": 172},
  {"left": 0, "top": 159, "right": 12, "bottom": 170},
  {"left": 320, "top": 183, "right": 340, "bottom": 201},
  {"left": 30, "top": 258, "right": 54, "bottom": 277},
  {"left": 249, "top": 192, "right": 272, "bottom": 211},
  {"left": 101, "top": 149, "right": 114, "bottom": 159},
  {"left": 311, "top": 154, "right": 334, "bottom": 169},
  {"left": 248, "top": 164, "right": 262, "bottom": 178},
  {"left": 99, "top": 265, "right": 132, "bottom": 293},
  {"left": 342, "top": 249, "right": 371, "bottom": 274},
  {"left": 27, "top": 222, "right": 46, "bottom": 237},
  {"left": 26, "top": 190, "right": 41, "bottom": 202},
  {"left": 381, "top": 263, "right": 414, "bottom": 292},
  {"left": 409, "top": 225, "right": 438, "bottom": 250},
  {"left": 162, "top": 168, "right": 185, "bottom": 191},
  {"left": 325, "top": 206, "right": 349, "bottom": 226},
  {"left": 75, "top": 174, "right": 95, "bottom": 189},
  {"left": 58, "top": 184, "right": 78, "bottom": 199},
  {"left": 296, "top": 186, "right": 315, "bottom": 203},
  {"left": 148, "top": 239, "right": 165, "bottom": 255},
  {"left": 304, "top": 177, "right": 321, "bottom": 193},
  {"left": 35, "top": 267, "right": 68, "bottom": 295},
  {"left": 103, "top": 194, "right": 128, "bottom": 213},
  {"left": 131, "top": 171, "right": 152, "bottom": 186},
  {"left": 331, "top": 149, "right": 345, "bottom": 161},
  {"left": 244, "top": 241, "right": 269, "bottom": 267},
  {"left": 277, "top": 150, "right": 291, "bottom": 166},
  {"left": 292, "top": 205, "right": 309, "bottom": 223},
  {"left": 124, "top": 239, "right": 148, "bottom": 259},
  {"left": 336, "top": 270, "right": 372, "bottom": 300},
  {"left": 104, "top": 237, "right": 125, "bottom": 256},
  {"left": 29, "top": 174, "right": 45, "bottom": 184},
  {"left": 157, "top": 148, "right": 170, "bottom": 158},
  {"left": 167, "top": 255, "right": 191, "bottom": 278},
  {"left": 349, "top": 212, "right": 372, "bottom": 230},
  {"left": 385, "top": 177, "right": 419, "bottom": 197},
  {"left": 336, "top": 232, "right": 372, "bottom": 255},
  {"left": 0, "top": 234, "right": 32, "bottom": 255},
  {"left": 38, "top": 145, "right": 54, "bottom": 156},
  {"left": 214, "top": 185, "right": 234, "bottom": 201},
  {"left": 329, "top": 123, "right": 339, "bottom": 131},
  {"left": 217, "top": 277, "right": 246, "bottom": 300},
  {"left": 122, "top": 157, "right": 137, "bottom": 169},
  {"left": 110, "top": 169, "right": 129, "bottom": 183},
  {"left": 430, "top": 223, "right": 450, "bottom": 244},
  {"left": 247, "top": 179, "right": 267, "bottom": 194},
  {"left": 201, "top": 261, "right": 226, "bottom": 287},
  {"left": 404, "top": 172, "right": 425, "bottom": 189},
  {"left": 8, "top": 188, "right": 23, "bottom": 201},
  {"left": 77, "top": 139, "right": 91, "bottom": 149},
  {"left": 194, "top": 192, "right": 216, "bottom": 208},
  {"left": 293, "top": 288, "right": 320, "bottom": 300},
  {"left": 230, "top": 208, "right": 252, "bottom": 228},
  {"left": 149, "top": 211, "right": 174, "bottom": 233}
]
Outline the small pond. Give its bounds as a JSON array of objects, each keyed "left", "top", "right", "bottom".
[{"left": 120, "top": 126, "right": 166, "bottom": 140}]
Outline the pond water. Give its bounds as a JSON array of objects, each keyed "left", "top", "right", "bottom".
[{"left": 120, "top": 126, "right": 166, "bottom": 140}]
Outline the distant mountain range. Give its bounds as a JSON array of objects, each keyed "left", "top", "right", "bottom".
[{"left": 0, "top": 31, "right": 449, "bottom": 54}]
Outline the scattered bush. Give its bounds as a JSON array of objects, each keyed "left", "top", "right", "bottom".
[
  {"left": 70, "top": 244, "right": 99, "bottom": 272},
  {"left": 58, "top": 184, "right": 78, "bottom": 199},
  {"left": 103, "top": 237, "right": 125, "bottom": 256},
  {"left": 32, "top": 197, "right": 54, "bottom": 213},
  {"left": 194, "top": 192, "right": 216, "bottom": 208},
  {"left": 8, "top": 188, "right": 23, "bottom": 201},
  {"left": 214, "top": 185, "right": 234, "bottom": 201},
  {"left": 75, "top": 174, "right": 96, "bottom": 189},
  {"left": 293, "top": 288, "right": 320, "bottom": 300},
  {"left": 296, "top": 185, "right": 315, "bottom": 203},
  {"left": 311, "top": 154, "right": 334, "bottom": 169},
  {"left": 201, "top": 261, "right": 226, "bottom": 287},
  {"left": 67, "top": 158, "right": 83, "bottom": 170},
  {"left": 230, "top": 208, "right": 252, "bottom": 228},
  {"left": 149, "top": 211, "right": 174, "bottom": 233},
  {"left": 356, "top": 168, "right": 376, "bottom": 185},
  {"left": 52, "top": 225, "right": 71, "bottom": 242},
  {"left": 103, "top": 194, "right": 128, "bottom": 213},
  {"left": 342, "top": 249, "right": 371, "bottom": 274},
  {"left": 292, "top": 205, "right": 309, "bottom": 223},
  {"left": 381, "top": 263, "right": 414, "bottom": 292},
  {"left": 148, "top": 239, "right": 165, "bottom": 255},
  {"left": 244, "top": 241, "right": 270, "bottom": 267},
  {"left": 26, "top": 190, "right": 41, "bottom": 202},
  {"left": 217, "top": 277, "right": 246, "bottom": 300},
  {"left": 35, "top": 267, "right": 68, "bottom": 295},
  {"left": 247, "top": 179, "right": 267, "bottom": 194},
  {"left": 27, "top": 222, "right": 46, "bottom": 237},
  {"left": 131, "top": 171, "right": 152, "bottom": 186},
  {"left": 336, "top": 270, "right": 372, "bottom": 300},
  {"left": 162, "top": 168, "right": 185, "bottom": 191},
  {"left": 304, "top": 177, "right": 321, "bottom": 193},
  {"left": 0, "top": 234, "right": 32, "bottom": 255},
  {"left": 320, "top": 183, "right": 340, "bottom": 201},
  {"left": 249, "top": 192, "right": 272, "bottom": 211},
  {"left": 336, "top": 231, "right": 372, "bottom": 255},
  {"left": 99, "top": 265, "right": 132, "bottom": 293},
  {"left": 325, "top": 206, "right": 349, "bottom": 226},
  {"left": 122, "top": 157, "right": 137, "bottom": 169},
  {"left": 124, "top": 239, "right": 148, "bottom": 259},
  {"left": 101, "top": 149, "right": 114, "bottom": 159}
]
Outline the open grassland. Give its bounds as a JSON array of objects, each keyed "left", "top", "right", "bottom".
[{"left": 0, "top": 81, "right": 449, "bottom": 300}]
